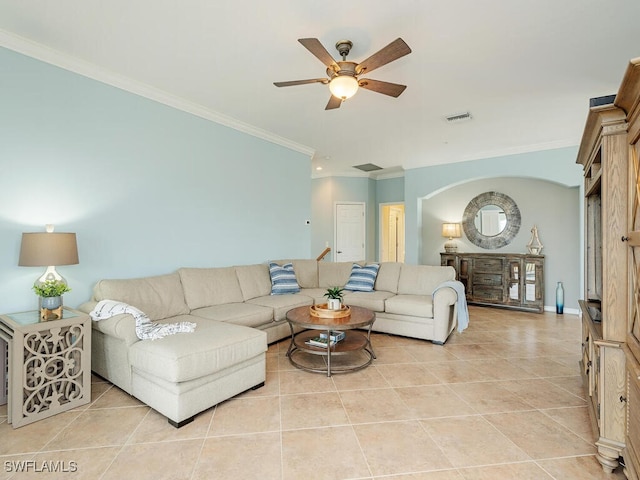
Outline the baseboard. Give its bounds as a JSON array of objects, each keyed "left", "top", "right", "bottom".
[{"left": 543, "top": 305, "right": 579, "bottom": 315}]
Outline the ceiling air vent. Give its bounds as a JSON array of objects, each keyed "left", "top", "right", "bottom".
[
  {"left": 353, "top": 163, "right": 383, "bottom": 172},
  {"left": 444, "top": 111, "right": 473, "bottom": 123}
]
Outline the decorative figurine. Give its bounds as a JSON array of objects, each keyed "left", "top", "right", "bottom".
[{"left": 527, "top": 225, "right": 543, "bottom": 255}]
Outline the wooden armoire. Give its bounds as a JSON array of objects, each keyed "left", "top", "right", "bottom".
[
  {"left": 577, "top": 57, "right": 640, "bottom": 477},
  {"left": 617, "top": 58, "right": 640, "bottom": 480}
]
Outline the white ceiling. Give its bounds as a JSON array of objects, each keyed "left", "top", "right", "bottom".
[{"left": 1, "top": 0, "right": 639, "bottom": 178}]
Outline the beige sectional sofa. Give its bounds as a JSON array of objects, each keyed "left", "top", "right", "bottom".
[{"left": 79, "top": 260, "right": 462, "bottom": 427}]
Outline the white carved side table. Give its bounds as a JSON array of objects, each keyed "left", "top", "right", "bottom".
[{"left": 0, "top": 307, "right": 91, "bottom": 428}]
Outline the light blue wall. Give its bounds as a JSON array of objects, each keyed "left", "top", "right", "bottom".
[
  {"left": 346, "top": 149, "right": 584, "bottom": 310},
  {"left": 311, "top": 176, "right": 376, "bottom": 261},
  {"left": 421, "top": 177, "right": 581, "bottom": 311},
  {"left": 375, "top": 176, "right": 404, "bottom": 204},
  {"left": 404, "top": 147, "right": 583, "bottom": 264},
  {"left": 311, "top": 151, "right": 582, "bottom": 276},
  {"left": 0, "top": 48, "right": 311, "bottom": 313}
]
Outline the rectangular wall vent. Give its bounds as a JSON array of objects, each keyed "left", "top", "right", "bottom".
[
  {"left": 444, "top": 112, "right": 473, "bottom": 123},
  {"left": 589, "top": 95, "right": 616, "bottom": 107}
]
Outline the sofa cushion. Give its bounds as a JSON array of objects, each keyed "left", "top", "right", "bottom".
[
  {"left": 291, "top": 259, "right": 319, "bottom": 288},
  {"left": 129, "top": 317, "right": 266, "bottom": 383},
  {"left": 344, "top": 263, "right": 380, "bottom": 292},
  {"left": 235, "top": 264, "right": 272, "bottom": 301},
  {"left": 397, "top": 265, "right": 456, "bottom": 295},
  {"left": 375, "top": 262, "right": 402, "bottom": 294},
  {"left": 247, "top": 293, "right": 313, "bottom": 321},
  {"left": 319, "top": 262, "right": 354, "bottom": 288},
  {"left": 342, "top": 290, "right": 395, "bottom": 312},
  {"left": 92, "top": 273, "right": 189, "bottom": 321},
  {"left": 384, "top": 294, "right": 434, "bottom": 318},
  {"left": 269, "top": 263, "right": 300, "bottom": 294},
  {"left": 299, "top": 288, "right": 327, "bottom": 304},
  {"left": 189, "top": 303, "right": 273, "bottom": 328},
  {"left": 178, "top": 267, "right": 244, "bottom": 310}
]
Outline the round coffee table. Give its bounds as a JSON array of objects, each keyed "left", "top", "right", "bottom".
[{"left": 285, "top": 305, "right": 376, "bottom": 377}]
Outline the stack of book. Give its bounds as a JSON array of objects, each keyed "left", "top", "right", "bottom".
[{"left": 306, "top": 330, "right": 346, "bottom": 348}]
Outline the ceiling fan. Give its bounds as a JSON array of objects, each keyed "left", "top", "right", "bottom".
[{"left": 274, "top": 37, "right": 412, "bottom": 110}]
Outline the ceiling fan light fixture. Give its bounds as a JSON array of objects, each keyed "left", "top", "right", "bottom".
[{"left": 329, "top": 75, "right": 358, "bottom": 100}]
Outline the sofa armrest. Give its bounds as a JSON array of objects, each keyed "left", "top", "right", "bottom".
[
  {"left": 433, "top": 287, "right": 457, "bottom": 306},
  {"left": 79, "top": 301, "right": 139, "bottom": 346},
  {"left": 432, "top": 287, "right": 458, "bottom": 343},
  {"left": 77, "top": 301, "right": 97, "bottom": 314},
  {"left": 95, "top": 314, "right": 140, "bottom": 346}
]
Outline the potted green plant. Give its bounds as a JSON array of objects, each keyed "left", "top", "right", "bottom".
[
  {"left": 32, "top": 280, "right": 71, "bottom": 310},
  {"left": 324, "top": 286, "right": 344, "bottom": 310}
]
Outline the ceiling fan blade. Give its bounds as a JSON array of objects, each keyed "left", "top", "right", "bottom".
[
  {"left": 325, "top": 95, "right": 342, "bottom": 110},
  {"left": 358, "top": 78, "right": 407, "bottom": 98},
  {"left": 356, "top": 38, "right": 411, "bottom": 75},
  {"left": 273, "top": 78, "right": 328, "bottom": 87},
  {"left": 298, "top": 38, "right": 339, "bottom": 70}
]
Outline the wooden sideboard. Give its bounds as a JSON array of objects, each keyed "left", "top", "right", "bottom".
[{"left": 440, "top": 252, "right": 544, "bottom": 313}]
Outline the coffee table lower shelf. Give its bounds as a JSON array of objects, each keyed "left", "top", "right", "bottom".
[{"left": 287, "top": 329, "right": 376, "bottom": 376}]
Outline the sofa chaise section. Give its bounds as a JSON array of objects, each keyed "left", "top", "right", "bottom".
[
  {"left": 79, "top": 272, "right": 267, "bottom": 427},
  {"left": 129, "top": 317, "right": 266, "bottom": 427}
]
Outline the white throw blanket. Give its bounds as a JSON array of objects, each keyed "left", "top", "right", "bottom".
[
  {"left": 90, "top": 299, "right": 196, "bottom": 340},
  {"left": 433, "top": 280, "right": 469, "bottom": 333}
]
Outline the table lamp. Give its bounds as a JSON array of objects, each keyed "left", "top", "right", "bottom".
[
  {"left": 442, "top": 223, "right": 462, "bottom": 253},
  {"left": 18, "top": 225, "right": 79, "bottom": 287}
]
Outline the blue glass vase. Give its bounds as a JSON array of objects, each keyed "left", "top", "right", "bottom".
[{"left": 556, "top": 281, "right": 564, "bottom": 314}]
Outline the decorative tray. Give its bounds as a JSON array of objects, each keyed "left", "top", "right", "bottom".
[{"left": 309, "top": 304, "right": 351, "bottom": 320}]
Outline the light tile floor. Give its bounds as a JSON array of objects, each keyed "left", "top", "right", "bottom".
[{"left": 0, "top": 306, "right": 629, "bottom": 479}]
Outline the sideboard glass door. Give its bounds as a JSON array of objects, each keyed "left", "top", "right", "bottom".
[
  {"left": 522, "top": 258, "right": 543, "bottom": 310},
  {"left": 507, "top": 260, "right": 521, "bottom": 306}
]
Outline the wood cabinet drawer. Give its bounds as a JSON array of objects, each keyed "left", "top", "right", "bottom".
[
  {"left": 473, "top": 258, "right": 504, "bottom": 271},
  {"left": 473, "top": 273, "right": 503, "bottom": 286},
  {"left": 472, "top": 286, "right": 503, "bottom": 302}
]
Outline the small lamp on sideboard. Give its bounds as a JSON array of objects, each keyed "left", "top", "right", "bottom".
[{"left": 442, "top": 223, "right": 462, "bottom": 253}]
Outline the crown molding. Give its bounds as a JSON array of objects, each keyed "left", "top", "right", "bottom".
[
  {"left": 372, "top": 170, "right": 405, "bottom": 180},
  {"left": 403, "top": 138, "right": 579, "bottom": 171},
  {"left": 456, "top": 139, "right": 579, "bottom": 165},
  {"left": 0, "top": 29, "right": 315, "bottom": 158},
  {"left": 311, "top": 169, "right": 405, "bottom": 180}
]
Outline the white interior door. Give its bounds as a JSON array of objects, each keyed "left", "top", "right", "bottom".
[{"left": 335, "top": 203, "right": 365, "bottom": 262}]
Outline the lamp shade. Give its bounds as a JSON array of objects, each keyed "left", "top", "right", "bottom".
[
  {"left": 329, "top": 75, "right": 359, "bottom": 100},
  {"left": 19, "top": 232, "right": 79, "bottom": 267},
  {"left": 442, "top": 223, "right": 462, "bottom": 239}
]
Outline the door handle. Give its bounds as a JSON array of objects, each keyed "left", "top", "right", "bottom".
[{"left": 337, "top": 250, "right": 343, "bottom": 254}]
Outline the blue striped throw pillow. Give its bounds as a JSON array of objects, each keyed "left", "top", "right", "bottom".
[
  {"left": 269, "top": 262, "right": 301, "bottom": 295},
  {"left": 344, "top": 263, "right": 380, "bottom": 292}
]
